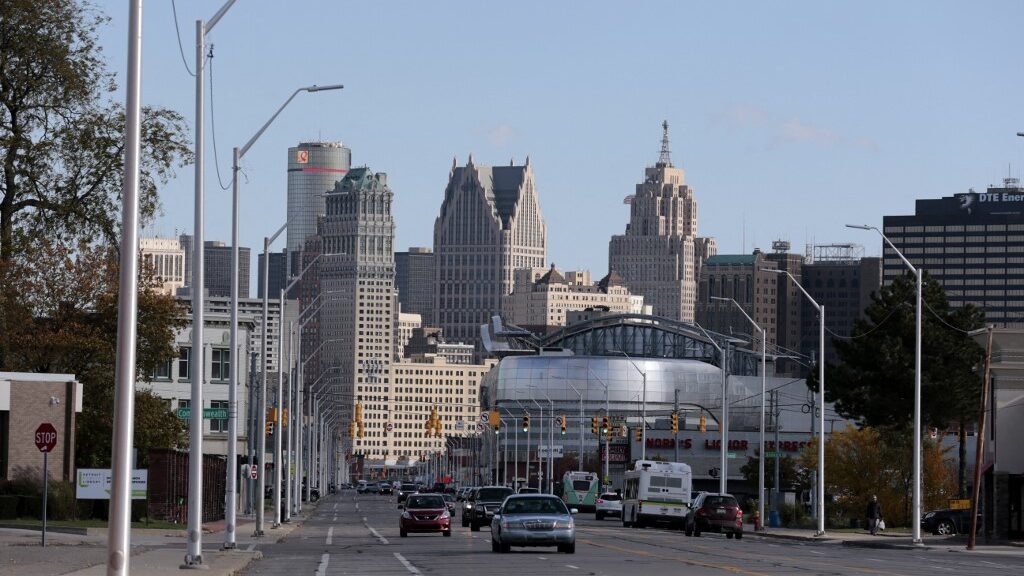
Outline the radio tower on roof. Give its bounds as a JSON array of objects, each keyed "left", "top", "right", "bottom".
[{"left": 657, "top": 120, "right": 672, "bottom": 168}]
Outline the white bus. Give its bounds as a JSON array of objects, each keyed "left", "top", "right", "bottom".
[{"left": 621, "top": 460, "right": 693, "bottom": 529}]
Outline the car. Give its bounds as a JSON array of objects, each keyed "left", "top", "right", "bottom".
[
  {"left": 490, "top": 494, "right": 577, "bottom": 554},
  {"left": 356, "top": 481, "right": 371, "bottom": 494},
  {"left": 400, "top": 493, "right": 452, "bottom": 537},
  {"left": 463, "top": 486, "right": 514, "bottom": 531},
  {"left": 921, "top": 508, "right": 981, "bottom": 536},
  {"left": 397, "top": 483, "right": 419, "bottom": 503},
  {"left": 441, "top": 493, "right": 457, "bottom": 514},
  {"left": 457, "top": 487, "right": 475, "bottom": 501},
  {"left": 378, "top": 482, "right": 394, "bottom": 495},
  {"left": 594, "top": 491, "right": 622, "bottom": 520},
  {"left": 517, "top": 487, "right": 540, "bottom": 494},
  {"left": 685, "top": 492, "right": 743, "bottom": 539}
]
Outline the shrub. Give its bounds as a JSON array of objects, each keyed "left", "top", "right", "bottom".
[{"left": 0, "top": 495, "right": 19, "bottom": 519}]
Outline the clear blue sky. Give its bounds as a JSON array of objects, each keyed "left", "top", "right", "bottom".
[{"left": 95, "top": 0, "right": 1024, "bottom": 279}]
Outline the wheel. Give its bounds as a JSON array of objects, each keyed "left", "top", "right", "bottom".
[
  {"left": 500, "top": 542, "right": 511, "bottom": 553},
  {"left": 596, "top": 512, "right": 603, "bottom": 521},
  {"left": 491, "top": 538, "right": 499, "bottom": 552},
  {"left": 471, "top": 522, "right": 481, "bottom": 532},
  {"left": 400, "top": 529, "right": 408, "bottom": 538},
  {"left": 735, "top": 531, "right": 743, "bottom": 540},
  {"left": 558, "top": 542, "right": 576, "bottom": 554},
  {"left": 462, "top": 516, "right": 469, "bottom": 528},
  {"left": 443, "top": 530, "right": 452, "bottom": 537},
  {"left": 727, "top": 532, "right": 734, "bottom": 539},
  {"left": 936, "top": 520, "right": 955, "bottom": 536},
  {"left": 685, "top": 527, "right": 692, "bottom": 537}
]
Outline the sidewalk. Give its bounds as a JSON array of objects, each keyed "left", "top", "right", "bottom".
[
  {"left": 0, "top": 502, "right": 318, "bottom": 576},
  {"left": 745, "top": 523, "right": 1024, "bottom": 556}
]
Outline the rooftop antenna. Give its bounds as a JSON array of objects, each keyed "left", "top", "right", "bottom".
[{"left": 657, "top": 120, "right": 672, "bottom": 167}]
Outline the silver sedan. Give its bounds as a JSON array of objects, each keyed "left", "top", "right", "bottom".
[{"left": 490, "top": 495, "right": 577, "bottom": 554}]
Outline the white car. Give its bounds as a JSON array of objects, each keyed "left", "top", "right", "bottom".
[{"left": 595, "top": 492, "right": 622, "bottom": 520}]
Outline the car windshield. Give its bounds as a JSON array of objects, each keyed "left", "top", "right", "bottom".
[
  {"left": 406, "top": 495, "right": 445, "bottom": 509},
  {"left": 503, "top": 497, "right": 569, "bottom": 515},
  {"left": 703, "top": 496, "right": 739, "bottom": 508},
  {"left": 600, "top": 493, "right": 621, "bottom": 501},
  {"left": 477, "top": 488, "right": 513, "bottom": 501},
  {"left": 401, "top": 484, "right": 417, "bottom": 491}
]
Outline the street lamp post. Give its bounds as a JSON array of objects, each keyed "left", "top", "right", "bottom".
[
  {"left": 712, "top": 297, "right": 768, "bottom": 531},
  {"left": 585, "top": 369, "right": 612, "bottom": 489},
  {"left": 501, "top": 407, "right": 519, "bottom": 488},
  {"left": 847, "top": 223, "right": 923, "bottom": 544},
  {"left": 564, "top": 381, "right": 584, "bottom": 473},
  {"left": 609, "top": 351, "right": 647, "bottom": 460},
  {"left": 692, "top": 325, "right": 728, "bottom": 494},
  {"left": 764, "top": 268, "right": 826, "bottom": 536}
]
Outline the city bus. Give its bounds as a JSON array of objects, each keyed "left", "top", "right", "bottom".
[
  {"left": 562, "top": 471, "right": 600, "bottom": 511},
  {"left": 621, "top": 460, "right": 693, "bottom": 529}
]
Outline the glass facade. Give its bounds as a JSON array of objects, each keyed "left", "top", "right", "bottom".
[{"left": 286, "top": 142, "right": 352, "bottom": 271}]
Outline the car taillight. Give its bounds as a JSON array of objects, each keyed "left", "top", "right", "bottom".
[
  {"left": 697, "top": 508, "right": 707, "bottom": 516},
  {"left": 596, "top": 499, "right": 604, "bottom": 504}
]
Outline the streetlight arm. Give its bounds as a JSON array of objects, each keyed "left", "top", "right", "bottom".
[
  {"left": 240, "top": 85, "right": 343, "bottom": 157},
  {"left": 710, "top": 297, "right": 762, "bottom": 333},
  {"left": 205, "top": 0, "right": 238, "bottom": 32},
  {"left": 266, "top": 220, "right": 289, "bottom": 247},
  {"left": 284, "top": 253, "right": 323, "bottom": 295},
  {"left": 762, "top": 269, "right": 821, "bottom": 312},
  {"left": 692, "top": 322, "right": 723, "bottom": 354},
  {"left": 846, "top": 224, "right": 919, "bottom": 275}
]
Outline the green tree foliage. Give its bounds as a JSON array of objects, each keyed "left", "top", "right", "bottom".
[
  {"left": 0, "top": 0, "right": 191, "bottom": 369},
  {"left": 809, "top": 273, "right": 984, "bottom": 430},
  {"left": 740, "top": 450, "right": 809, "bottom": 492},
  {"left": 4, "top": 240, "right": 187, "bottom": 467},
  {"left": 798, "top": 427, "right": 956, "bottom": 527}
]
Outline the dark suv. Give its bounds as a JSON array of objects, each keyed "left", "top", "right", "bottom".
[
  {"left": 462, "top": 486, "right": 514, "bottom": 531},
  {"left": 685, "top": 492, "right": 743, "bottom": 539},
  {"left": 921, "top": 508, "right": 981, "bottom": 535},
  {"left": 397, "top": 483, "right": 419, "bottom": 503}
]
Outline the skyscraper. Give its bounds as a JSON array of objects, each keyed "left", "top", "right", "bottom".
[
  {"left": 177, "top": 235, "right": 250, "bottom": 298},
  {"left": 609, "top": 122, "right": 715, "bottom": 322},
  {"left": 256, "top": 249, "right": 287, "bottom": 299},
  {"left": 433, "top": 157, "right": 547, "bottom": 349},
  {"left": 286, "top": 141, "right": 351, "bottom": 275},
  {"left": 395, "top": 247, "right": 435, "bottom": 326},
  {"left": 311, "top": 167, "right": 395, "bottom": 460}
]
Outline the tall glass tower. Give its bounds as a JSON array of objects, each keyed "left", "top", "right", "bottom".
[{"left": 286, "top": 141, "right": 351, "bottom": 275}]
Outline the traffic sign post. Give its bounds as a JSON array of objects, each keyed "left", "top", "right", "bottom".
[{"left": 35, "top": 423, "right": 57, "bottom": 547}]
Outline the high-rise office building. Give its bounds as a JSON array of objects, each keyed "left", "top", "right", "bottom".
[
  {"left": 395, "top": 247, "right": 435, "bottom": 326},
  {"left": 765, "top": 241, "right": 805, "bottom": 372},
  {"left": 178, "top": 235, "right": 250, "bottom": 298},
  {"left": 883, "top": 180, "right": 1024, "bottom": 327},
  {"left": 608, "top": 122, "right": 716, "bottom": 322},
  {"left": 433, "top": 157, "right": 547, "bottom": 350},
  {"left": 257, "top": 250, "right": 288, "bottom": 299},
  {"left": 286, "top": 141, "right": 351, "bottom": 276},
  {"left": 309, "top": 167, "right": 395, "bottom": 460},
  {"left": 696, "top": 251, "right": 779, "bottom": 351},
  {"left": 139, "top": 237, "right": 186, "bottom": 295}
]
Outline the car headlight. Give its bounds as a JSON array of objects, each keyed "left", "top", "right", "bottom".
[
  {"left": 402, "top": 511, "right": 411, "bottom": 519},
  {"left": 465, "top": 503, "right": 473, "bottom": 509},
  {"left": 441, "top": 510, "right": 450, "bottom": 518},
  {"left": 923, "top": 512, "right": 935, "bottom": 520},
  {"left": 553, "top": 520, "right": 573, "bottom": 529},
  {"left": 501, "top": 519, "right": 523, "bottom": 529}
]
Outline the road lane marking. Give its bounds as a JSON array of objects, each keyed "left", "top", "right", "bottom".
[
  {"left": 315, "top": 553, "right": 329, "bottom": 576},
  {"left": 368, "top": 526, "right": 389, "bottom": 544},
  {"left": 981, "top": 561, "right": 1008, "bottom": 568},
  {"left": 333, "top": 503, "right": 338, "bottom": 511},
  {"left": 578, "top": 538, "right": 771, "bottom": 576},
  {"left": 245, "top": 543, "right": 255, "bottom": 552},
  {"left": 394, "top": 552, "right": 421, "bottom": 575},
  {"left": 928, "top": 566, "right": 954, "bottom": 572},
  {"left": 566, "top": 565, "right": 579, "bottom": 570},
  {"left": 537, "top": 556, "right": 547, "bottom": 560},
  {"left": 808, "top": 550, "right": 825, "bottom": 555},
  {"left": 326, "top": 527, "right": 333, "bottom": 545}
]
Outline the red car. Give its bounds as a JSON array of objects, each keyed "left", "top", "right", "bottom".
[
  {"left": 400, "top": 493, "right": 452, "bottom": 537},
  {"left": 685, "top": 492, "right": 743, "bottom": 539}
]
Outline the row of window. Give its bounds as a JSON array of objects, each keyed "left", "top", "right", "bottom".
[{"left": 152, "top": 348, "right": 231, "bottom": 382}]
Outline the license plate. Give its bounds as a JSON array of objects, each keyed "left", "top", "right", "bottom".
[{"left": 716, "top": 508, "right": 726, "bottom": 515}]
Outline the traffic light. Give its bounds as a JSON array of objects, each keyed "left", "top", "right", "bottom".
[
  {"left": 698, "top": 414, "right": 707, "bottom": 433},
  {"left": 493, "top": 419, "right": 501, "bottom": 435},
  {"left": 282, "top": 409, "right": 289, "bottom": 428},
  {"left": 601, "top": 416, "right": 609, "bottom": 434},
  {"left": 591, "top": 416, "right": 599, "bottom": 435},
  {"left": 635, "top": 426, "right": 643, "bottom": 442},
  {"left": 348, "top": 422, "right": 356, "bottom": 438},
  {"left": 355, "top": 402, "right": 364, "bottom": 425},
  {"left": 265, "top": 419, "right": 273, "bottom": 436},
  {"left": 559, "top": 415, "right": 567, "bottom": 435},
  {"left": 671, "top": 411, "right": 679, "bottom": 434},
  {"left": 522, "top": 415, "right": 530, "bottom": 432}
]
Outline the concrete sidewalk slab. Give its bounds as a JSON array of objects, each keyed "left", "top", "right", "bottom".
[{"left": 61, "top": 548, "right": 261, "bottom": 576}]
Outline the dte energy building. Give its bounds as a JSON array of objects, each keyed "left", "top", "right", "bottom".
[{"left": 882, "top": 179, "right": 1024, "bottom": 327}]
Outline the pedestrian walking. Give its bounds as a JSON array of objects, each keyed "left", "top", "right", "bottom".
[{"left": 866, "top": 495, "right": 882, "bottom": 535}]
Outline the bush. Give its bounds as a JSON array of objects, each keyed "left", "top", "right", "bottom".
[
  {"left": 779, "top": 502, "right": 810, "bottom": 528},
  {"left": 0, "top": 495, "right": 18, "bottom": 519}
]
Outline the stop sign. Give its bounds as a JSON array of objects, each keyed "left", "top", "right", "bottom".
[{"left": 35, "top": 423, "right": 58, "bottom": 453}]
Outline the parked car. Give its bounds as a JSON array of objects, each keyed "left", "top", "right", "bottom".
[
  {"left": 400, "top": 493, "right": 452, "bottom": 537},
  {"left": 463, "top": 486, "right": 514, "bottom": 531},
  {"left": 397, "top": 483, "right": 419, "bottom": 503},
  {"left": 356, "top": 481, "right": 371, "bottom": 494},
  {"left": 594, "top": 491, "right": 622, "bottom": 520},
  {"left": 922, "top": 508, "right": 981, "bottom": 536},
  {"left": 490, "top": 494, "right": 577, "bottom": 554},
  {"left": 685, "top": 492, "right": 743, "bottom": 539}
]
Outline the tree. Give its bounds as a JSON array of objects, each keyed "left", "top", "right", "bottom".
[
  {"left": 798, "top": 427, "right": 956, "bottom": 527},
  {"left": 4, "top": 240, "right": 187, "bottom": 467},
  {"left": 808, "top": 272, "right": 984, "bottom": 494},
  {"left": 740, "top": 450, "right": 809, "bottom": 492},
  {"left": 0, "top": 0, "right": 191, "bottom": 369}
]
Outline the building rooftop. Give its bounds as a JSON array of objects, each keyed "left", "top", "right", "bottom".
[{"left": 705, "top": 254, "right": 757, "bottom": 265}]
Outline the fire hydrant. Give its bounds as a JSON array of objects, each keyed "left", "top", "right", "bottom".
[{"left": 753, "top": 509, "right": 761, "bottom": 531}]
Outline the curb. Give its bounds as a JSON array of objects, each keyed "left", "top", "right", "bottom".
[
  {"left": 841, "top": 539, "right": 926, "bottom": 550},
  {"left": 0, "top": 523, "right": 88, "bottom": 535}
]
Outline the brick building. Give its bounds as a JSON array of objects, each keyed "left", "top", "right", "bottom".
[{"left": 0, "top": 372, "right": 83, "bottom": 481}]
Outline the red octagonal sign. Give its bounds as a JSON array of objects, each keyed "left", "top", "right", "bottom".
[{"left": 35, "top": 423, "right": 57, "bottom": 453}]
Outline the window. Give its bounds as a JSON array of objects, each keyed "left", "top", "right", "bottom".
[
  {"left": 153, "top": 358, "right": 172, "bottom": 380},
  {"left": 210, "top": 400, "right": 228, "bottom": 433},
  {"left": 178, "top": 348, "right": 191, "bottom": 381},
  {"left": 211, "top": 349, "right": 231, "bottom": 382}
]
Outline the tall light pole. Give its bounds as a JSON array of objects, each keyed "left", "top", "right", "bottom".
[
  {"left": 764, "top": 268, "right": 826, "bottom": 536},
  {"left": 712, "top": 297, "right": 767, "bottom": 530},
  {"left": 108, "top": 2, "right": 142, "bottom": 573},
  {"left": 229, "top": 83, "right": 342, "bottom": 544},
  {"left": 847, "top": 223, "right": 923, "bottom": 544},
  {"left": 500, "top": 407, "right": 519, "bottom": 487},
  {"left": 608, "top": 351, "right": 646, "bottom": 460},
  {"left": 186, "top": 1, "right": 237, "bottom": 567},
  {"left": 585, "top": 369, "right": 611, "bottom": 489},
  {"left": 692, "top": 324, "right": 728, "bottom": 494}
]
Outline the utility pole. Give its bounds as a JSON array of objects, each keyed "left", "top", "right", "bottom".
[
  {"left": 674, "top": 390, "right": 680, "bottom": 463},
  {"left": 773, "top": 390, "right": 781, "bottom": 515}
]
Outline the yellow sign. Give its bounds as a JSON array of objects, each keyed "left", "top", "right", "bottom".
[
  {"left": 488, "top": 410, "right": 501, "bottom": 427},
  {"left": 949, "top": 499, "right": 971, "bottom": 510}
]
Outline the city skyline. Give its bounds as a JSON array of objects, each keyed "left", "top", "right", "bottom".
[{"left": 95, "top": 1, "right": 1024, "bottom": 281}]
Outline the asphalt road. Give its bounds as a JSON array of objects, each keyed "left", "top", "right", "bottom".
[{"left": 242, "top": 491, "right": 1024, "bottom": 576}]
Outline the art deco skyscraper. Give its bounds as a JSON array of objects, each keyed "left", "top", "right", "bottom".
[
  {"left": 433, "top": 157, "right": 547, "bottom": 349},
  {"left": 608, "top": 122, "right": 716, "bottom": 322},
  {"left": 310, "top": 168, "right": 395, "bottom": 459}
]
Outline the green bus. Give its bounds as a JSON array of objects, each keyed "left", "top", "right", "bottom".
[{"left": 562, "top": 471, "right": 600, "bottom": 511}]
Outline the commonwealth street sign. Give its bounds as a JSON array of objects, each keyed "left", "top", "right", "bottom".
[{"left": 176, "top": 407, "right": 228, "bottom": 420}]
